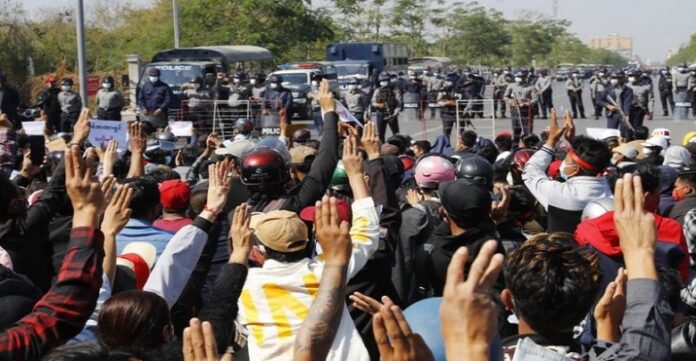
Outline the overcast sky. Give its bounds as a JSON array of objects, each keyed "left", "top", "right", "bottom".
[{"left": 24, "top": 0, "right": 696, "bottom": 63}]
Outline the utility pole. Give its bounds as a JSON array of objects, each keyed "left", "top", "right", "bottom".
[
  {"left": 172, "top": 0, "right": 180, "bottom": 48},
  {"left": 552, "top": 0, "right": 559, "bottom": 18},
  {"left": 75, "top": 0, "right": 88, "bottom": 105}
]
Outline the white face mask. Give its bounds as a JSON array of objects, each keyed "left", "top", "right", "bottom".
[
  {"left": 514, "top": 77, "right": 522, "bottom": 83},
  {"left": 598, "top": 72, "right": 605, "bottom": 77},
  {"left": 628, "top": 77, "right": 636, "bottom": 83},
  {"left": 233, "top": 78, "right": 240, "bottom": 84},
  {"left": 380, "top": 81, "right": 389, "bottom": 87},
  {"left": 61, "top": 85, "right": 71, "bottom": 91},
  {"left": 311, "top": 81, "right": 318, "bottom": 87},
  {"left": 269, "top": 83, "right": 278, "bottom": 89},
  {"left": 610, "top": 79, "right": 619, "bottom": 86},
  {"left": 250, "top": 79, "right": 257, "bottom": 85},
  {"left": 503, "top": 70, "right": 509, "bottom": 74},
  {"left": 149, "top": 76, "right": 159, "bottom": 83},
  {"left": 572, "top": 74, "right": 578, "bottom": 78},
  {"left": 102, "top": 83, "right": 111, "bottom": 89},
  {"left": 444, "top": 81, "right": 452, "bottom": 87},
  {"left": 350, "top": 84, "right": 359, "bottom": 90}
]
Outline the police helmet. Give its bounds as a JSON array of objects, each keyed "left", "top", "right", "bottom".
[
  {"left": 445, "top": 72, "right": 458, "bottom": 82},
  {"left": 190, "top": 77, "right": 204, "bottom": 85},
  {"left": 610, "top": 70, "right": 625, "bottom": 78},
  {"left": 293, "top": 128, "right": 311, "bottom": 144},
  {"left": 454, "top": 154, "right": 494, "bottom": 190},
  {"left": 234, "top": 71, "right": 247, "bottom": 81},
  {"left": 513, "top": 69, "right": 528, "bottom": 78},
  {"left": 102, "top": 76, "right": 114, "bottom": 85},
  {"left": 348, "top": 77, "right": 359, "bottom": 85},
  {"left": 234, "top": 118, "right": 254, "bottom": 135},
  {"left": 378, "top": 72, "right": 391, "bottom": 82},
  {"left": 627, "top": 68, "right": 641, "bottom": 77}
]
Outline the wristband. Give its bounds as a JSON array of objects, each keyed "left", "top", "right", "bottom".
[{"left": 203, "top": 205, "right": 220, "bottom": 215}]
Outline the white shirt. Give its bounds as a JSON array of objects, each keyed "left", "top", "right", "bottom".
[{"left": 237, "top": 197, "right": 381, "bottom": 361}]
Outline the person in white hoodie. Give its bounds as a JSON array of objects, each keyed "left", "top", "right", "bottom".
[
  {"left": 237, "top": 135, "right": 380, "bottom": 361},
  {"left": 523, "top": 109, "right": 612, "bottom": 233}
]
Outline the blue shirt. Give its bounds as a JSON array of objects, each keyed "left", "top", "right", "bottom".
[
  {"left": 262, "top": 87, "right": 293, "bottom": 111},
  {"left": 137, "top": 81, "right": 173, "bottom": 113},
  {"left": 116, "top": 218, "right": 174, "bottom": 256}
]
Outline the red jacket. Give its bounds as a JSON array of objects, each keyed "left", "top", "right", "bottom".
[{"left": 575, "top": 211, "right": 689, "bottom": 281}]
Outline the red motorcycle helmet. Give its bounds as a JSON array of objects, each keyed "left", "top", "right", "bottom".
[
  {"left": 513, "top": 149, "right": 537, "bottom": 170},
  {"left": 240, "top": 148, "right": 289, "bottom": 187}
]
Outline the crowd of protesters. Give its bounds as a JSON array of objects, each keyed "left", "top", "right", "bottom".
[{"left": 0, "top": 78, "right": 695, "bottom": 361}]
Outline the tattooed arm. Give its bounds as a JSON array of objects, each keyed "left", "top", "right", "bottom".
[{"left": 293, "top": 196, "right": 352, "bottom": 361}]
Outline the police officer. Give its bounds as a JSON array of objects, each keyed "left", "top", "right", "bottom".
[
  {"left": 0, "top": 75, "right": 19, "bottom": 129},
  {"left": 262, "top": 74, "right": 293, "bottom": 121},
  {"left": 658, "top": 67, "right": 674, "bottom": 116},
  {"left": 306, "top": 76, "right": 324, "bottom": 135},
  {"left": 566, "top": 69, "right": 586, "bottom": 118},
  {"left": 403, "top": 72, "right": 425, "bottom": 120},
  {"left": 342, "top": 77, "right": 369, "bottom": 123},
  {"left": 210, "top": 72, "right": 230, "bottom": 101},
  {"left": 494, "top": 67, "right": 512, "bottom": 118},
  {"left": 229, "top": 71, "right": 252, "bottom": 101},
  {"left": 58, "top": 77, "right": 83, "bottom": 133},
  {"left": 428, "top": 70, "right": 444, "bottom": 118},
  {"left": 249, "top": 72, "right": 267, "bottom": 124},
  {"left": 690, "top": 65, "right": 696, "bottom": 117},
  {"left": 596, "top": 71, "right": 634, "bottom": 139},
  {"left": 504, "top": 69, "right": 537, "bottom": 143},
  {"left": 372, "top": 72, "right": 402, "bottom": 142},
  {"left": 137, "top": 68, "right": 172, "bottom": 130},
  {"left": 534, "top": 68, "right": 553, "bottom": 119},
  {"left": 590, "top": 68, "right": 609, "bottom": 120},
  {"left": 468, "top": 69, "right": 485, "bottom": 118},
  {"left": 95, "top": 76, "right": 124, "bottom": 121},
  {"left": 673, "top": 62, "right": 691, "bottom": 119},
  {"left": 35, "top": 76, "right": 61, "bottom": 133},
  {"left": 437, "top": 72, "right": 459, "bottom": 139},
  {"left": 626, "top": 68, "right": 654, "bottom": 128}
]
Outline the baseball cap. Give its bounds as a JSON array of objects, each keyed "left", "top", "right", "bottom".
[
  {"left": 299, "top": 199, "right": 352, "bottom": 223},
  {"left": 116, "top": 242, "right": 157, "bottom": 290},
  {"left": 439, "top": 179, "right": 492, "bottom": 228},
  {"left": 642, "top": 136, "right": 668, "bottom": 150},
  {"left": 250, "top": 211, "right": 308, "bottom": 253},
  {"left": 683, "top": 131, "right": 696, "bottom": 146},
  {"left": 289, "top": 145, "right": 317, "bottom": 165},
  {"left": 651, "top": 128, "right": 671, "bottom": 140},
  {"left": 147, "top": 68, "right": 161, "bottom": 76},
  {"left": 612, "top": 143, "right": 638, "bottom": 160},
  {"left": 215, "top": 139, "right": 253, "bottom": 158},
  {"left": 159, "top": 179, "right": 191, "bottom": 210}
]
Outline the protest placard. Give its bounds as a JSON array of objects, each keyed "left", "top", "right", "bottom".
[
  {"left": 88, "top": 120, "right": 127, "bottom": 148},
  {"left": 22, "top": 121, "right": 45, "bottom": 136},
  {"left": 169, "top": 121, "right": 193, "bottom": 137}
]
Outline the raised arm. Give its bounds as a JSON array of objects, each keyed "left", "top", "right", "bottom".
[
  {"left": 0, "top": 145, "right": 106, "bottom": 360},
  {"left": 126, "top": 121, "right": 146, "bottom": 178}
]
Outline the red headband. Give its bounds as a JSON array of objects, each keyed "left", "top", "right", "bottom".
[{"left": 568, "top": 150, "right": 595, "bottom": 172}]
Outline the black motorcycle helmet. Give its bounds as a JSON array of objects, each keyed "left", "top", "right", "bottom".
[
  {"left": 292, "top": 128, "right": 311, "bottom": 144},
  {"left": 241, "top": 148, "right": 289, "bottom": 187},
  {"left": 234, "top": 118, "right": 254, "bottom": 135},
  {"left": 455, "top": 154, "right": 493, "bottom": 190}
]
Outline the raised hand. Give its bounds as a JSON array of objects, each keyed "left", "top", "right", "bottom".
[
  {"left": 349, "top": 292, "right": 386, "bottom": 315},
  {"left": 490, "top": 184, "right": 510, "bottom": 224},
  {"left": 613, "top": 173, "right": 658, "bottom": 280},
  {"left": 65, "top": 144, "right": 105, "bottom": 227},
  {"left": 72, "top": 108, "right": 92, "bottom": 145},
  {"left": 314, "top": 196, "right": 352, "bottom": 266},
  {"left": 318, "top": 79, "right": 335, "bottom": 113},
  {"left": 562, "top": 109, "right": 575, "bottom": 140},
  {"left": 183, "top": 318, "right": 229, "bottom": 361},
  {"left": 229, "top": 204, "right": 254, "bottom": 264},
  {"left": 594, "top": 268, "right": 627, "bottom": 342},
  {"left": 373, "top": 297, "right": 435, "bottom": 361},
  {"left": 204, "top": 160, "right": 232, "bottom": 219},
  {"left": 545, "top": 108, "right": 567, "bottom": 147},
  {"left": 128, "top": 121, "right": 146, "bottom": 154},
  {"left": 361, "top": 121, "right": 381, "bottom": 161},
  {"left": 101, "top": 184, "right": 133, "bottom": 236},
  {"left": 440, "top": 240, "right": 504, "bottom": 361}
]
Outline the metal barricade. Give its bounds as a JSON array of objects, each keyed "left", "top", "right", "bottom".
[
  {"left": 175, "top": 99, "right": 251, "bottom": 139},
  {"left": 455, "top": 99, "right": 497, "bottom": 138}
]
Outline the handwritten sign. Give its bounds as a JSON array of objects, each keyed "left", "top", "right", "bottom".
[
  {"left": 169, "top": 121, "right": 193, "bottom": 137},
  {"left": 88, "top": 120, "right": 127, "bottom": 148},
  {"left": 334, "top": 100, "right": 363, "bottom": 127},
  {"left": 22, "top": 121, "right": 45, "bottom": 136}
]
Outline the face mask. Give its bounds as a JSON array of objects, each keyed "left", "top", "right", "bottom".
[
  {"left": 47, "top": 84, "right": 54, "bottom": 89},
  {"left": 661, "top": 70, "right": 668, "bottom": 74},
  {"left": 380, "top": 81, "right": 389, "bottom": 87},
  {"left": 250, "top": 79, "right": 257, "bottom": 85},
  {"left": 102, "top": 83, "right": 111, "bottom": 89},
  {"left": 679, "top": 68, "right": 686, "bottom": 73},
  {"left": 350, "top": 84, "right": 359, "bottom": 90},
  {"left": 628, "top": 77, "right": 636, "bottom": 83},
  {"left": 559, "top": 160, "right": 578, "bottom": 181},
  {"left": 672, "top": 188, "right": 687, "bottom": 202},
  {"left": 598, "top": 72, "right": 605, "bottom": 77},
  {"left": 610, "top": 79, "right": 619, "bottom": 86},
  {"left": 503, "top": 71, "right": 509, "bottom": 74},
  {"left": 269, "top": 83, "right": 278, "bottom": 89},
  {"left": 444, "top": 81, "right": 452, "bottom": 87},
  {"left": 311, "top": 81, "right": 318, "bottom": 87},
  {"left": 61, "top": 85, "right": 71, "bottom": 91},
  {"left": 149, "top": 76, "right": 159, "bottom": 83},
  {"left": 233, "top": 78, "right": 240, "bottom": 84},
  {"left": 514, "top": 77, "right": 522, "bottom": 83}
]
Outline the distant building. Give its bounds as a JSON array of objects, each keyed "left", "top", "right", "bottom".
[{"left": 588, "top": 33, "right": 633, "bottom": 59}]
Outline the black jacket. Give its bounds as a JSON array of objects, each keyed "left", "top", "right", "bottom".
[
  {"left": 0, "top": 161, "right": 66, "bottom": 292},
  {"left": 669, "top": 193, "right": 696, "bottom": 226}
]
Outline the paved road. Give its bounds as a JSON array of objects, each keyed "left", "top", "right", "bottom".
[{"left": 384, "top": 81, "right": 696, "bottom": 145}]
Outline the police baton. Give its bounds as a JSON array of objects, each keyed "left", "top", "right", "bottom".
[{"left": 606, "top": 96, "right": 635, "bottom": 132}]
